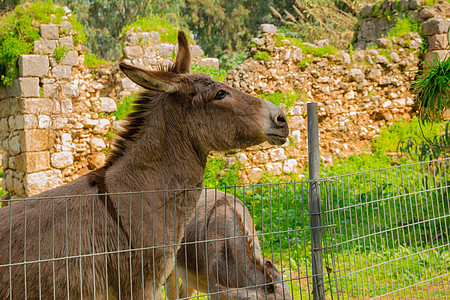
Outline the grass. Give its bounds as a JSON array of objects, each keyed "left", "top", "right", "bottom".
[
  {"left": 191, "top": 64, "right": 227, "bottom": 82},
  {"left": 84, "top": 50, "right": 112, "bottom": 68},
  {"left": 254, "top": 51, "right": 271, "bottom": 61},
  {"left": 111, "top": 93, "right": 137, "bottom": 121},
  {"left": 122, "top": 14, "right": 193, "bottom": 44},
  {"left": 372, "top": 117, "right": 445, "bottom": 153},
  {"left": 53, "top": 44, "right": 68, "bottom": 64},
  {"left": 275, "top": 34, "right": 338, "bottom": 57},
  {"left": 259, "top": 90, "right": 299, "bottom": 109},
  {"left": 386, "top": 15, "right": 419, "bottom": 39},
  {"left": 0, "top": 1, "right": 85, "bottom": 86}
]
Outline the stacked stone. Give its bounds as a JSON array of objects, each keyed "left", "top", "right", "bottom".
[
  {"left": 421, "top": 10, "right": 450, "bottom": 63},
  {"left": 224, "top": 24, "right": 420, "bottom": 182},
  {"left": 0, "top": 8, "right": 116, "bottom": 199}
]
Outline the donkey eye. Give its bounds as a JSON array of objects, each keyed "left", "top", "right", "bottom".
[{"left": 214, "top": 90, "right": 227, "bottom": 100}]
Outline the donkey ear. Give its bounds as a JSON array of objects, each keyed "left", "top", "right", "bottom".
[
  {"left": 173, "top": 31, "right": 191, "bottom": 74},
  {"left": 119, "top": 62, "right": 179, "bottom": 93}
]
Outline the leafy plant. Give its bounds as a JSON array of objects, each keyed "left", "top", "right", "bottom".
[
  {"left": 203, "top": 156, "right": 242, "bottom": 188},
  {"left": 0, "top": 1, "right": 85, "bottom": 86},
  {"left": 53, "top": 44, "right": 68, "bottom": 63},
  {"left": 83, "top": 50, "right": 111, "bottom": 68},
  {"left": 219, "top": 51, "right": 246, "bottom": 71},
  {"left": 112, "top": 92, "right": 137, "bottom": 121},
  {"left": 260, "top": 90, "right": 299, "bottom": 109},
  {"left": 191, "top": 64, "right": 227, "bottom": 82},
  {"left": 254, "top": 51, "right": 271, "bottom": 61},
  {"left": 387, "top": 15, "right": 419, "bottom": 38}
]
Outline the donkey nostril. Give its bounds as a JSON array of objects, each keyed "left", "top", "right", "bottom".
[{"left": 275, "top": 115, "right": 287, "bottom": 126}]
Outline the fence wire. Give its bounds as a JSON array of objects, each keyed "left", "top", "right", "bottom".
[
  {"left": 322, "top": 158, "right": 450, "bottom": 300},
  {"left": 0, "top": 159, "right": 449, "bottom": 299}
]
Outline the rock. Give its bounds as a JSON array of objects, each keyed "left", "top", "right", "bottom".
[
  {"left": 51, "top": 151, "right": 73, "bottom": 169},
  {"left": 259, "top": 24, "right": 277, "bottom": 34},
  {"left": 236, "top": 153, "right": 248, "bottom": 163},
  {"left": 59, "top": 36, "right": 74, "bottom": 50},
  {"left": 112, "top": 119, "right": 127, "bottom": 132},
  {"left": 64, "top": 82, "right": 79, "bottom": 98},
  {"left": 9, "top": 135, "right": 20, "bottom": 155},
  {"left": 90, "top": 137, "right": 106, "bottom": 152},
  {"left": 340, "top": 51, "right": 351, "bottom": 64},
  {"left": 316, "top": 39, "right": 329, "bottom": 47},
  {"left": 422, "top": 19, "right": 450, "bottom": 36},
  {"left": 409, "top": 40, "right": 422, "bottom": 49},
  {"left": 248, "top": 167, "right": 264, "bottom": 182},
  {"left": 61, "top": 99, "right": 73, "bottom": 114},
  {"left": 93, "top": 119, "right": 110, "bottom": 135},
  {"left": 365, "top": 55, "right": 374, "bottom": 64},
  {"left": 388, "top": 92, "right": 398, "bottom": 99},
  {"left": 124, "top": 45, "right": 144, "bottom": 59},
  {"left": 344, "top": 90, "right": 355, "bottom": 100},
  {"left": 283, "top": 49, "right": 291, "bottom": 61},
  {"left": 360, "top": 4, "right": 372, "bottom": 17},
  {"left": 18, "top": 55, "right": 49, "bottom": 77},
  {"left": 191, "top": 45, "right": 204, "bottom": 57},
  {"left": 419, "top": 7, "right": 436, "bottom": 20},
  {"left": 120, "top": 78, "right": 137, "bottom": 91},
  {"left": 390, "top": 52, "right": 400, "bottom": 63},
  {"left": 199, "top": 58, "right": 220, "bottom": 69},
  {"left": 16, "top": 151, "right": 50, "bottom": 173},
  {"left": 269, "top": 148, "right": 286, "bottom": 161},
  {"left": 283, "top": 159, "right": 298, "bottom": 173},
  {"left": 255, "top": 151, "right": 268, "bottom": 163},
  {"left": 124, "top": 31, "right": 138, "bottom": 44},
  {"left": 428, "top": 34, "right": 449, "bottom": 51},
  {"left": 43, "top": 83, "right": 58, "bottom": 99},
  {"left": 348, "top": 68, "right": 365, "bottom": 83},
  {"left": 39, "top": 24, "right": 59, "bottom": 40},
  {"left": 266, "top": 162, "right": 282, "bottom": 175},
  {"left": 250, "top": 38, "right": 265, "bottom": 46},
  {"left": 38, "top": 115, "right": 51, "bottom": 129},
  {"left": 16, "top": 77, "right": 39, "bottom": 97},
  {"left": 149, "top": 31, "right": 160, "bottom": 43},
  {"left": 26, "top": 169, "right": 62, "bottom": 197},
  {"left": 20, "top": 129, "right": 52, "bottom": 151},
  {"left": 382, "top": 100, "right": 392, "bottom": 108},
  {"left": 96, "top": 97, "right": 117, "bottom": 112},
  {"left": 367, "top": 68, "right": 382, "bottom": 80},
  {"left": 288, "top": 106, "right": 303, "bottom": 116},
  {"left": 292, "top": 48, "right": 302, "bottom": 62},
  {"left": 409, "top": 0, "right": 420, "bottom": 9},
  {"left": 60, "top": 21, "right": 72, "bottom": 33},
  {"left": 60, "top": 51, "right": 78, "bottom": 66},
  {"left": 375, "top": 55, "right": 389, "bottom": 65},
  {"left": 87, "top": 152, "right": 106, "bottom": 170},
  {"left": 292, "top": 130, "right": 301, "bottom": 143},
  {"left": 379, "top": 76, "right": 392, "bottom": 86},
  {"left": 53, "top": 65, "right": 72, "bottom": 78},
  {"left": 376, "top": 38, "right": 393, "bottom": 48},
  {"left": 34, "top": 39, "right": 57, "bottom": 54},
  {"left": 158, "top": 43, "right": 175, "bottom": 57}
]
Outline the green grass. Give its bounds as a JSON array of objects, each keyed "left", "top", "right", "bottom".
[
  {"left": 53, "top": 44, "right": 68, "bottom": 64},
  {"left": 259, "top": 90, "right": 299, "bottom": 109},
  {"left": 84, "top": 50, "right": 112, "bottom": 68},
  {"left": 111, "top": 93, "right": 137, "bottom": 121},
  {"left": 387, "top": 15, "right": 420, "bottom": 39},
  {"left": 298, "top": 56, "right": 314, "bottom": 70},
  {"left": 191, "top": 64, "right": 227, "bottom": 82},
  {"left": 372, "top": 117, "right": 445, "bottom": 153},
  {"left": 122, "top": 14, "right": 193, "bottom": 44},
  {"left": 254, "top": 51, "right": 271, "bottom": 61},
  {"left": 203, "top": 155, "right": 242, "bottom": 188},
  {"left": 275, "top": 34, "right": 338, "bottom": 57},
  {"left": 0, "top": 1, "right": 85, "bottom": 86}
]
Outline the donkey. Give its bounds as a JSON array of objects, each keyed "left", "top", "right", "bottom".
[
  {"left": 165, "top": 190, "right": 292, "bottom": 299},
  {"left": 0, "top": 31, "right": 288, "bottom": 299}
]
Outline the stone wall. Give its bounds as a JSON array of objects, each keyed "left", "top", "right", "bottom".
[{"left": 355, "top": 0, "right": 450, "bottom": 63}]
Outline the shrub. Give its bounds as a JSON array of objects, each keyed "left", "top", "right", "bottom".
[
  {"left": 203, "top": 156, "right": 242, "bottom": 188},
  {"left": 0, "top": 1, "right": 85, "bottom": 86},
  {"left": 254, "top": 51, "right": 271, "bottom": 61},
  {"left": 112, "top": 93, "right": 137, "bottom": 121},
  {"left": 259, "top": 90, "right": 299, "bottom": 109},
  {"left": 122, "top": 14, "right": 193, "bottom": 44},
  {"left": 275, "top": 34, "right": 338, "bottom": 57},
  {"left": 53, "top": 44, "right": 68, "bottom": 63},
  {"left": 219, "top": 51, "right": 246, "bottom": 71},
  {"left": 191, "top": 64, "right": 227, "bottom": 82},
  {"left": 387, "top": 15, "right": 419, "bottom": 38},
  {"left": 84, "top": 50, "right": 111, "bottom": 68}
]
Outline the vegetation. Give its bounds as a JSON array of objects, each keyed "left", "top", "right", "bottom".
[
  {"left": 259, "top": 90, "right": 299, "bottom": 109},
  {"left": 386, "top": 15, "right": 419, "bottom": 38},
  {"left": 0, "top": 1, "right": 85, "bottom": 86},
  {"left": 122, "top": 14, "right": 193, "bottom": 45},
  {"left": 203, "top": 156, "right": 243, "bottom": 188},
  {"left": 191, "top": 64, "right": 227, "bottom": 82},
  {"left": 83, "top": 50, "right": 111, "bottom": 68},
  {"left": 219, "top": 51, "right": 247, "bottom": 71},
  {"left": 53, "top": 44, "right": 67, "bottom": 63},
  {"left": 112, "top": 93, "right": 137, "bottom": 121},
  {"left": 254, "top": 51, "right": 271, "bottom": 61}
]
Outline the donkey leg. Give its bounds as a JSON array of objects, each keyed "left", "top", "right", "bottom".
[{"left": 165, "top": 271, "right": 179, "bottom": 300}]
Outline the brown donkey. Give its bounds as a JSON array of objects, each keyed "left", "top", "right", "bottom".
[
  {"left": 165, "top": 190, "right": 292, "bottom": 300},
  {"left": 0, "top": 31, "right": 289, "bottom": 299}
]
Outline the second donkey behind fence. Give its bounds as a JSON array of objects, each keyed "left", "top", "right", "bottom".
[{"left": 166, "top": 190, "right": 292, "bottom": 299}]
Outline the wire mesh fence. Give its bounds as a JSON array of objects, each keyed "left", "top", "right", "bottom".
[
  {"left": 0, "top": 159, "right": 449, "bottom": 299},
  {"left": 322, "top": 158, "right": 450, "bottom": 300}
]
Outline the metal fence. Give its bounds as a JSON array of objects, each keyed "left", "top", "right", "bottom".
[{"left": 0, "top": 102, "right": 448, "bottom": 299}]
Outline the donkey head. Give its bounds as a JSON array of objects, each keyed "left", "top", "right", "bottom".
[
  {"left": 119, "top": 31, "right": 289, "bottom": 158},
  {"left": 215, "top": 261, "right": 292, "bottom": 299}
]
